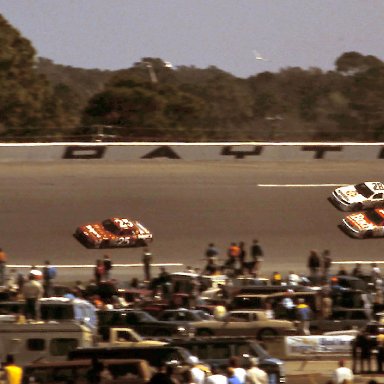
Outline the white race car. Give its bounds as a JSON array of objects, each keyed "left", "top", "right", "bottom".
[
  {"left": 340, "top": 208, "right": 384, "bottom": 238},
  {"left": 330, "top": 181, "right": 384, "bottom": 211}
]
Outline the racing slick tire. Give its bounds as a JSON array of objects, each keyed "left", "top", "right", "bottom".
[
  {"left": 135, "top": 239, "right": 148, "bottom": 248},
  {"left": 355, "top": 203, "right": 363, "bottom": 211},
  {"left": 365, "top": 230, "right": 373, "bottom": 238},
  {"left": 257, "top": 328, "right": 278, "bottom": 341},
  {"left": 100, "top": 240, "right": 110, "bottom": 249}
]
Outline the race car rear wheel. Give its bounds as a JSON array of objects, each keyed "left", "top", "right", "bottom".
[{"left": 100, "top": 240, "right": 110, "bottom": 248}]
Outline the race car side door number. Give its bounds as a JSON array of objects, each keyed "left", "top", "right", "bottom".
[{"left": 117, "top": 237, "right": 131, "bottom": 245}]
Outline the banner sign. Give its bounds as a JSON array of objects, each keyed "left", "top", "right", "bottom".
[{"left": 285, "top": 335, "right": 354, "bottom": 355}]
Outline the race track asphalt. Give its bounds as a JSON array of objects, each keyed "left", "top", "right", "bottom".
[{"left": 1, "top": 160, "right": 384, "bottom": 284}]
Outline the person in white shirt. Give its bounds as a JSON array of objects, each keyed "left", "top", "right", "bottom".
[
  {"left": 190, "top": 356, "right": 205, "bottom": 384},
  {"left": 245, "top": 358, "right": 268, "bottom": 384},
  {"left": 333, "top": 359, "right": 354, "bottom": 384},
  {"left": 205, "top": 365, "right": 227, "bottom": 384},
  {"left": 228, "top": 356, "right": 246, "bottom": 384},
  {"left": 287, "top": 271, "right": 301, "bottom": 285}
]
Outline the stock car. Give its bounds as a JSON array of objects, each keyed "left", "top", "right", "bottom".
[
  {"left": 74, "top": 217, "right": 153, "bottom": 248},
  {"left": 330, "top": 181, "right": 384, "bottom": 211},
  {"left": 340, "top": 208, "right": 384, "bottom": 238}
]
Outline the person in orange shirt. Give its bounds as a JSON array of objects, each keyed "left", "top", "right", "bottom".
[
  {"left": 226, "top": 242, "right": 241, "bottom": 275},
  {"left": 0, "top": 248, "right": 7, "bottom": 286}
]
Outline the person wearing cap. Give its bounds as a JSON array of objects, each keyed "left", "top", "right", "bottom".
[
  {"left": 22, "top": 271, "right": 44, "bottom": 321},
  {"left": 228, "top": 357, "right": 246, "bottom": 384},
  {"left": 189, "top": 355, "right": 205, "bottom": 384},
  {"left": 245, "top": 357, "right": 267, "bottom": 384},
  {"left": 332, "top": 359, "right": 354, "bottom": 384},
  {"left": 295, "top": 298, "right": 312, "bottom": 336}
]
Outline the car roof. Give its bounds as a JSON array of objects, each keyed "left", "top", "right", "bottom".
[{"left": 72, "top": 345, "right": 184, "bottom": 352}]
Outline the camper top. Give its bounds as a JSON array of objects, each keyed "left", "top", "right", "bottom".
[{"left": 0, "top": 297, "right": 97, "bottom": 330}]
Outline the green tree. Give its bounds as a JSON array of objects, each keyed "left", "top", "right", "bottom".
[
  {"left": 82, "top": 62, "right": 208, "bottom": 140},
  {"left": 335, "top": 52, "right": 384, "bottom": 140},
  {"left": 0, "top": 14, "right": 65, "bottom": 137}
]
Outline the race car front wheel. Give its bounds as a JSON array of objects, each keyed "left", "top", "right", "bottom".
[
  {"left": 135, "top": 239, "right": 147, "bottom": 247},
  {"left": 365, "top": 230, "right": 373, "bottom": 238},
  {"left": 355, "top": 203, "right": 363, "bottom": 211}
]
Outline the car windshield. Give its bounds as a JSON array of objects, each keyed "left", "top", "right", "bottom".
[
  {"left": 164, "top": 311, "right": 202, "bottom": 322},
  {"left": 365, "top": 210, "right": 384, "bottom": 225},
  {"left": 135, "top": 311, "right": 158, "bottom": 322},
  {"left": 123, "top": 311, "right": 158, "bottom": 322},
  {"left": 355, "top": 183, "right": 374, "bottom": 198},
  {"left": 102, "top": 220, "right": 119, "bottom": 235}
]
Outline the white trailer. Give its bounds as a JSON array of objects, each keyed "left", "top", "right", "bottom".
[{"left": 0, "top": 320, "right": 94, "bottom": 366}]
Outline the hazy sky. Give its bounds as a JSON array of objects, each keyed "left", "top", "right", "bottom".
[{"left": 1, "top": 0, "right": 383, "bottom": 78}]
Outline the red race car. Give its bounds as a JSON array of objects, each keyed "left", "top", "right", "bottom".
[{"left": 74, "top": 217, "right": 153, "bottom": 249}]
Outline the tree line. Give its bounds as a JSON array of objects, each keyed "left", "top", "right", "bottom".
[{"left": 1, "top": 13, "right": 384, "bottom": 142}]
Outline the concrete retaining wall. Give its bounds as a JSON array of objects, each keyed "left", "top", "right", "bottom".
[{"left": 1, "top": 142, "right": 384, "bottom": 161}]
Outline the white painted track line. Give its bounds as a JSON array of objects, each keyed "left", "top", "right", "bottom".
[{"left": 258, "top": 184, "right": 348, "bottom": 187}]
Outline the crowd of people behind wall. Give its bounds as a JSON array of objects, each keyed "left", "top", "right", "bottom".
[
  {"left": 1, "top": 242, "right": 384, "bottom": 324},
  {"left": 1, "top": 243, "right": 384, "bottom": 383}
]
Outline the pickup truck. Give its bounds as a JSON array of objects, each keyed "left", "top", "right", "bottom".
[
  {"left": 97, "top": 309, "right": 195, "bottom": 341},
  {"left": 98, "top": 327, "right": 167, "bottom": 347}
]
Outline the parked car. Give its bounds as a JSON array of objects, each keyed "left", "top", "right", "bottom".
[
  {"left": 169, "top": 336, "right": 286, "bottom": 383},
  {"left": 310, "top": 308, "right": 372, "bottom": 334},
  {"left": 156, "top": 308, "right": 296, "bottom": 340},
  {"left": 156, "top": 308, "right": 214, "bottom": 322},
  {"left": 96, "top": 309, "right": 195, "bottom": 341},
  {"left": 230, "top": 290, "right": 321, "bottom": 320}
]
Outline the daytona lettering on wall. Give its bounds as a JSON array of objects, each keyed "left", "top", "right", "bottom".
[{"left": 63, "top": 146, "right": 106, "bottom": 159}]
